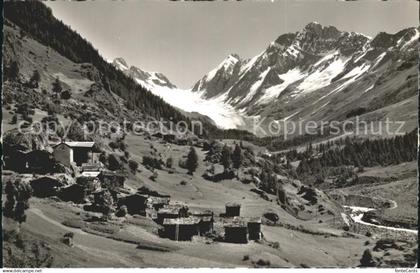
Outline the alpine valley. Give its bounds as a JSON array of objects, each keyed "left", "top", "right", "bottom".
[
  {"left": 2, "top": 1, "right": 418, "bottom": 269},
  {"left": 114, "top": 22, "right": 418, "bottom": 136}
]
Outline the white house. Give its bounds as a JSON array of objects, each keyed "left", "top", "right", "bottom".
[{"left": 53, "top": 141, "right": 95, "bottom": 167}]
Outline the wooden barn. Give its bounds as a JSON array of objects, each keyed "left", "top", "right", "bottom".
[
  {"left": 198, "top": 216, "right": 214, "bottom": 235},
  {"left": 225, "top": 202, "right": 241, "bottom": 217},
  {"left": 98, "top": 170, "right": 125, "bottom": 190},
  {"left": 161, "top": 217, "right": 200, "bottom": 241},
  {"left": 3, "top": 149, "right": 27, "bottom": 172},
  {"left": 4, "top": 149, "right": 56, "bottom": 174},
  {"left": 156, "top": 207, "right": 182, "bottom": 225},
  {"left": 224, "top": 217, "right": 248, "bottom": 243},
  {"left": 118, "top": 194, "right": 148, "bottom": 215},
  {"left": 191, "top": 210, "right": 214, "bottom": 235},
  {"left": 147, "top": 196, "right": 170, "bottom": 210},
  {"left": 76, "top": 175, "right": 101, "bottom": 193},
  {"left": 58, "top": 184, "right": 87, "bottom": 204},
  {"left": 247, "top": 217, "right": 262, "bottom": 240},
  {"left": 26, "top": 150, "right": 56, "bottom": 174},
  {"left": 30, "top": 176, "right": 64, "bottom": 198}
]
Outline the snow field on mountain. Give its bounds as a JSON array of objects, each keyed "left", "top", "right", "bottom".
[{"left": 135, "top": 80, "right": 246, "bottom": 129}]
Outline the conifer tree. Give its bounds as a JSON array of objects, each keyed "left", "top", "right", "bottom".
[
  {"left": 3, "top": 181, "right": 16, "bottom": 218},
  {"left": 2, "top": 180, "right": 32, "bottom": 231},
  {"left": 7, "top": 61, "right": 19, "bottom": 81},
  {"left": 221, "top": 144, "right": 232, "bottom": 173},
  {"left": 52, "top": 77, "right": 62, "bottom": 94},
  {"left": 232, "top": 144, "right": 242, "bottom": 171},
  {"left": 186, "top": 146, "right": 198, "bottom": 175},
  {"left": 30, "top": 69, "right": 41, "bottom": 87}
]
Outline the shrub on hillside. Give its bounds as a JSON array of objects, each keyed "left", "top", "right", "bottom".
[
  {"left": 10, "top": 114, "right": 17, "bottom": 124},
  {"left": 150, "top": 171, "right": 158, "bottom": 181},
  {"left": 128, "top": 160, "right": 139, "bottom": 173},
  {"left": 116, "top": 205, "right": 128, "bottom": 217},
  {"left": 359, "top": 249, "right": 376, "bottom": 267},
  {"left": 166, "top": 157, "right": 173, "bottom": 168},
  {"left": 109, "top": 141, "right": 119, "bottom": 150},
  {"left": 60, "top": 90, "right": 71, "bottom": 100},
  {"left": 142, "top": 156, "right": 162, "bottom": 170},
  {"left": 108, "top": 154, "right": 122, "bottom": 171}
]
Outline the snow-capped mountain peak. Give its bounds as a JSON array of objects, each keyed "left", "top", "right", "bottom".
[
  {"left": 113, "top": 57, "right": 129, "bottom": 71},
  {"left": 112, "top": 57, "right": 177, "bottom": 89},
  {"left": 192, "top": 53, "right": 244, "bottom": 98},
  {"left": 207, "top": 54, "right": 240, "bottom": 81},
  {"left": 191, "top": 23, "right": 418, "bottom": 131}
]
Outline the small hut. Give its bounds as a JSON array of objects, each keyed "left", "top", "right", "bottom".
[
  {"left": 161, "top": 217, "right": 200, "bottom": 241},
  {"left": 176, "top": 138, "right": 188, "bottom": 146},
  {"left": 225, "top": 202, "right": 241, "bottom": 217},
  {"left": 98, "top": 170, "right": 125, "bottom": 190},
  {"left": 59, "top": 184, "right": 87, "bottom": 203},
  {"left": 3, "top": 149, "right": 27, "bottom": 172},
  {"left": 30, "top": 176, "right": 64, "bottom": 198},
  {"left": 163, "top": 134, "right": 176, "bottom": 143},
  {"left": 247, "top": 217, "right": 262, "bottom": 240},
  {"left": 119, "top": 194, "right": 148, "bottom": 215},
  {"left": 198, "top": 216, "right": 214, "bottom": 235},
  {"left": 191, "top": 210, "right": 214, "bottom": 235},
  {"left": 156, "top": 207, "right": 181, "bottom": 225},
  {"left": 147, "top": 196, "right": 170, "bottom": 210},
  {"left": 53, "top": 141, "right": 95, "bottom": 167},
  {"left": 76, "top": 175, "right": 101, "bottom": 193},
  {"left": 26, "top": 150, "right": 56, "bottom": 174},
  {"left": 224, "top": 217, "right": 248, "bottom": 243}
]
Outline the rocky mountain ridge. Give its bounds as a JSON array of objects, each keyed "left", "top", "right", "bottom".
[{"left": 113, "top": 57, "right": 177, "bottom": 89}]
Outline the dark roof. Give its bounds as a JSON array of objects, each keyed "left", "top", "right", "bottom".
[
  {"left": 226, "top": 202, "right": 241, "bottom": 208},
  {"left": 30, "top": 176, "right": 64, "bottom": 186}
]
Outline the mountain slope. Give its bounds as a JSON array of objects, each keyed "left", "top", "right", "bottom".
[
  {"left": 193, "top": 22, "right": 418, "bottom": 136},
  {"left": 3, "top": 1, "right": 193, "bottom": 129}
]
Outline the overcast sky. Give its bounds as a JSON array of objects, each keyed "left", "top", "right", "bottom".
[{"left": 45, "top": 0, "right": 418, "bottom": 88}]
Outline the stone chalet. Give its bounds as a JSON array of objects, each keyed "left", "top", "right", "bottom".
[{"left": 53, "top": 141, "right": 96, "bottom": 167}]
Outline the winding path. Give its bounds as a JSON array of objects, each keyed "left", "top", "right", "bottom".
[
  {"left": 29, "top": 208, "right": 142, "bottom": 266},
  {"left": 344, "top": 205, "right": 417, "bottom": 234}
]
